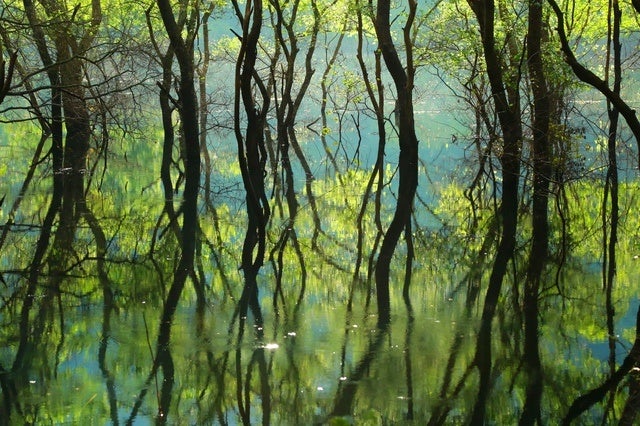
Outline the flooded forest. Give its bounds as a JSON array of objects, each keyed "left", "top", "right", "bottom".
[{"left": 1, "top": 0, "right": 640, "bottom": 423}]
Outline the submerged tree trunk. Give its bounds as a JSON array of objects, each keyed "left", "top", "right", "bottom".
[
  {"left": 373, "top": 0, "right": 419, "bottom": 326},
  {"left": 156, "top": 0, "right": 201, "bottom": 304},
  {"left": 233, "top": 0, "right": 270, "bottom": 289},
  {"left": 134, "top": 0, "right": 202, "bottom": 419},
  {"left": 602, "top": 0, "right": 621, "bottom": 418},
  {"left": 353, "top": 0, "right": 386, "bottom": 309},
  {"left": 521, "top": 0, "right": 551, "bottom": 423},
  {"left": 467, "top": 0, "right": 523, "bottom": 422}
]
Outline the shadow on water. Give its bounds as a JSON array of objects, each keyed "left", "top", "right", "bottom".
[
  {"left": 0, "top": 184, "right": 64, "bottom": 422},
  {"left": 234, "top": 279, "right": 271, "bottom": 426}
]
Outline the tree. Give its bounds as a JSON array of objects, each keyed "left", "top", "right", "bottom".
[
  {"left": 231, "top": 0, "right": 271, "bottom": 299},
  {"left": 465, "top": 0, "right": 523, "bottom": 421},
  {"left": 547, "top": 0, "right": 640, "bottom": 166},
  {"left": 266, "top": 0, "right": 321, "bottom": 311},
  {"left": 373, "top": 0, "right": 420, "bottom": 326},
  {"left": 521, "top": 1, "right": 552, "bottom": 422},
  {"left": 125, "top": 0, "right": 203, "bottom": 420}
]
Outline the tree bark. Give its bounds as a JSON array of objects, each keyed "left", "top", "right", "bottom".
[{"left": 0, "top": 45, "right": 16, "bottom": 105}]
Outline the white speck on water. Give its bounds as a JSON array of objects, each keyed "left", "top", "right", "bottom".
[
  {"left": 339, "top": 376, "right": 347, "bottom": 381},
  {"left": 29, "top": 380, "right": 36, "bottom": 384},
  {"left": 263, "top": 343, "right": 279, "bottom": 350},
  {"left": 317, "top": 386, "right": 324, "bottom": 391},
  {"left": 287, "top": 332, "right": 297, "bottom": 336}
]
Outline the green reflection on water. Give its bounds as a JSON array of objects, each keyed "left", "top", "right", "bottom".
[
  {"left": 1, "top": 116, "right": 639, "bottom": 424},
  {"left": 1, "top": 218, "right": 637, "bottom": 422}
]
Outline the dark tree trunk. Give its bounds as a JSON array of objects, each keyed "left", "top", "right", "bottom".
[
  {"left": 159, "top": 53, "right": 178, "bottom": 204},
  {"left": 603, "top": 0, "right": 621, "bottom": 418},
  {"left": 521, "top": 0, "right": 551, "bottom": 424},
  {"left": 0, "top": 45, "right": 16, "bottom": 105},
  {"left": 154, "top": 0, "right": 201, "bottom": 313},
  {"left": 199, "top": 7, "right": 214, "bottom": 207},
  {"left": 135, "top": 0, "right": 202, "bottom": 419},
  {"left": 22, "top": 0, "right": 64, "bottom": 198},
  {"left": 467, "top": 0, "right": 523, "bottom": 422},
  {"left": 353, "top": 3, "right": 386, "bottom": 308},
  {"left": 16, "top": 0, "right": 86, "bottom": 375},
  {"left": 233, "top": 0, "right": 270, "bottom": 286},
  {"left": 373, "top": 0, "right": 419, "bottom": 326}
]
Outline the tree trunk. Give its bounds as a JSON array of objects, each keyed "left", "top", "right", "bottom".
[
  {"left": 521, "top": 0, "right": 551, "bottom": 423},
  {"left": 467, "top": 0, "right": 523, "bottom": 422},
  {"left": 373, "top": 0, "right": 419, "bottom": 326},
  {"left": 156, "top": 0, "right": 201, "bottom": 316},
  {"left": 233, "top": 0, "right": 270, "bottom": 285}
]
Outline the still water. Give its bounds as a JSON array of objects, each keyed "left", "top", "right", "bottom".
[
  {"left": 2, "top": 109, "right": 640, "bottom": 425},
  {"left": 4, "top": 254, "right": 638, "bottom": 425}
]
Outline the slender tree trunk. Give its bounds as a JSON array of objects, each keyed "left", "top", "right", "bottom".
[
  {"left": 352, "top": 2, "right": 386, "bottom": 308},
  {"left": 603, "top": 0, "right": 621, "bottom": 418},
  {"left": 372, "top": 0, "right": 419, "bottom": 326},
  {"left": 233, "top": 0, "right": 270, "bottom": 286},
  {"left": 156, "top": 0, "right": 201, "bottom": 324},
  {"left": 548, "top": 0, "right": 640, "bottom": 170},
  {"left": 0, "top": 43, "right": 16, "bottom": 105},
  {"left": 521, "top": 0, "right": 551, "bottom": 423},
  {"left": 141, "top": 1, "right": 202, "bottom": 419},
  {"left": 159, "top": 53, "right": 177, "bottom": 204},
  {"left": 20, "top": 0, "right": 64, "bottom": 223},
  {"left": 17, "top": 1, "right": 87, "bottom": 351},
  {"left": 199, "top": 8, "right": 214, "bottom": 207},
  {"left": 467, "top": 0, "right": 522, "bottom": 421}
]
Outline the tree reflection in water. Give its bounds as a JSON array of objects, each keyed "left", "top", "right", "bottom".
[
  {"left": 1, "top": 173, "right": 640, "bottom": 424},
  {"left": 3, "top": 1, "right": 640, "bottom": 423}
]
